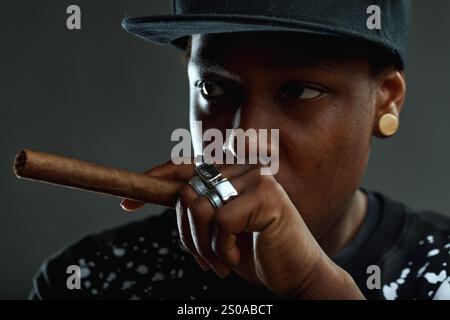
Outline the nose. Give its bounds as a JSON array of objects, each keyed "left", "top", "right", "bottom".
[
  {"left": 234, "top": 93, "right": 274, "bottom": 130},
  {"left": 225, "top": 98, "right": 278, "bottom": 163}
]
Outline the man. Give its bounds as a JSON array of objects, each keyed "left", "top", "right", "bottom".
[{"left": 30, "top": 0, "right": 450, "bottom": 300}]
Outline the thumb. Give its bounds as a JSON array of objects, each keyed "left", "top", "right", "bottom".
[{"left": 120, "top": 158, "right": 196, "bottom": 212}]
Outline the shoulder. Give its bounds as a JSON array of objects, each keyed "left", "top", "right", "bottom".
[
  {"left": 377, "top": 191, "right": 450, "bottom": 246},
  {"left": 29, "top": 209, "right": 189, "bottom": 299},
  {"left": 374, "top": 192, "right": 450, "bottom": 300}
]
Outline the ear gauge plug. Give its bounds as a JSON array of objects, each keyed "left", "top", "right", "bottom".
[{"left": 378, "top": 113, "right": 399, "bottom": 137}]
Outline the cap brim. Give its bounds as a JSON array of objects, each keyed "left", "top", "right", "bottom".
[
  {"left": 121, "top": 14, "right": 403, "bottom": 69},
  {"left": 122, "top": 14, "right": 372, "bottom": 49}
]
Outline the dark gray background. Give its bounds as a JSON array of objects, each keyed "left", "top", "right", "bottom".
[{"left": 1, "top": 1, "right": 449, "bottom": 299}]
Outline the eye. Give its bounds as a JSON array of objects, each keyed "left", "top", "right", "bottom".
[
  {"left": 195, "top": 80, "right": 226, "bottom": 99},
  {"left": 279, "top": 82, "right": 324, "bottom": 101}
]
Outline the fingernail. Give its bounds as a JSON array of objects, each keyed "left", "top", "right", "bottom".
[
  {"left": 120, "top": 199, "right": 144, "bottom": 212},
  {"left": 120, "top": 199, "right": 132, "bottom": 211},
  {"left": 120, "top": 199, "right": 128, "bottom": 211}
]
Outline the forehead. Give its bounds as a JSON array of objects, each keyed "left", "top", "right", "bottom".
[{"left": 190, "top": 32, "right": 369, "bottom": 69}]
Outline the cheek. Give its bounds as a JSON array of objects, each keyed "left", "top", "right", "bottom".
[{"left": 275, "top": 98, "right": 374, "bottom": 235}]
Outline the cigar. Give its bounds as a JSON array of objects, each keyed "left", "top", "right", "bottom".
[{"left": 13, "top": 149, "right": 184, "bottom": 208}]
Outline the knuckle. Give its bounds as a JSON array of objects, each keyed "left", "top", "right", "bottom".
[
  {"left": 249, "top": 167, "right": 262, "bottom": 181},
  {"left": 177, "top": 184, "right": 195, "bottom": 206},
  {"left": 255, "top": 177, "right": 287, "bottom": 211},
  {"left": 188, "top": 197, "right": 210, "bottom": 214},
  {"left": 256, "top": 175, "right": 279, "bottom": 194},
  {"left": 187, "top": 199, "right": 202, "bottom": 214}
]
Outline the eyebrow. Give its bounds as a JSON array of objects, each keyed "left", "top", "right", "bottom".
[
  {"left": 190, "top": 58, "right": 242, "bottom": 81},
  {"left": 189, "top": 56, "right": 334, "bottom": 80},
  {"left": 263, "top": 58, "right": 334, "bottom": 70}
]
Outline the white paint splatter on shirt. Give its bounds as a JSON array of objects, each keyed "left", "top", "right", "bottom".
[
  {"left": 158, "top": 247, "right": 169, "bottom": 255},
  {"left": 80, "top": 266, "right": 90, "bottom": 279},
  {"left": 151, "top": 273, "right": 165, "bottom": 282},
  {"left": 424, "top": 270, "right": 447, "bottom": 284},
  {"left": 417, "top": 262, "right": 430, "bottom": 278},
  {"left": 106, "top": 272, "right": 117, "bottom": 282},
  {"left": 383, "top": 282, "right": 399, "bottom": 300},
  {"left": 432, "top": 280, "right": 450, "bottom": 300},
  {"left": 427, "top": 249, "right": 440, "bottom": 257},
  {"left": 136, "top": 265, "right": 149, "bottom": 275},
  {"left": 382, "top": 268, "right": 411, "bottom": 299},
  {"left": 121, "top": 281, "right": 136, "bottom": 290},
  {"left": 113, "top": 247, "right": 126, "bottom": 257}
]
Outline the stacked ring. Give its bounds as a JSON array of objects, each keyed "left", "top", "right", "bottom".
[
  {"left": 188, "top": 176, "right": 209, "bottom": 196},
  {"left": 195, "top": 163, "right": 223, "bottom": 187},
  {"left": 213, "top": 178, "right": 238, "bottom": 202},
  {"left": 205, "top": 189, "right": 223, "bottom": 210},
  {"left": 190, "top": 162, "right": 240, "bottom": 211}
]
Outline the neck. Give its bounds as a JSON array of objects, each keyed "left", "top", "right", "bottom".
[{"left": 318, "top": 189, "right": 368, "bottom": 257}]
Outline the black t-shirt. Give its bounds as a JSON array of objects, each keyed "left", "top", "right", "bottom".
[{"left": 29, "top": 190, "right": 450, "bottom": 300}]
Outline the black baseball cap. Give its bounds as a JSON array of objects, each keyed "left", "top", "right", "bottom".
[{"left": 122, "top": 0, "right": 411, "bottom": 68}]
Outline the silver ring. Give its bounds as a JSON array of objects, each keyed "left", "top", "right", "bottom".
[
  {"left": 188, "top": 176, "right": 209, "bottom": 196},
  {"left": 214, "top": 178, "right": 239, "bottom": 202},
  {"left": 195, "top": 163, "right": 223, "bottom": 188},
  {"left": 205, "top": 189, "right": 223, "bottom": 211}
]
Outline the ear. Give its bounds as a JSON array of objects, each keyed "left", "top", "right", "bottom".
[{"left": 373, "top": 70, "right": 406, "bottom": 139}]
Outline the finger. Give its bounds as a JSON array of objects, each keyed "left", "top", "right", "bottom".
[
  {"left": 120, "top": 159, "right": 196, "bottom": 211},
  {"left": 215, "top": 174, "right": 289, "bottom": 235},
  {"left": 210, "top": 192, "right": 260, "bottom": 271},
  {"left": 216, "top": 163, "right": 261, "bottom": 181},
  {"left": 206, "top": 169, "right": 264, "bottom": 266},
  {"left": 188, "top": 165, "right": 260, "bottom": 266},
  {"left": 177, "top": 183, "right": 222, "bottom": 273},
  {"left": 121, "top": 161, "right": 259, "bottom": 211},
  {"left": 176, "top": 163, "right": 259, "bottom": 273},
  {"left": 175, "top": 185, "right": 203, "bottom": 255},
  {"left": 188, "top": 196, "right": 232, "bottom": 278},
  {"left": 176, "top": 198, "right": 210, "bottom": 272},
  {"left": 211, "top": 221, "right": 241, "bottom": 267},
  {"left": 120, "top": 198, "right": 146, "bottom": 211},
  {"left": 120, "top": 198, "right": 145, "bottom": 211},
  {"left": 143, "top": 158, "right": 196, "bottom": 182}
]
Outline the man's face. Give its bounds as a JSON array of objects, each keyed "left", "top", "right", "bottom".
[{"left": 187, "top": 32, "right": 377, "bottom": 237}]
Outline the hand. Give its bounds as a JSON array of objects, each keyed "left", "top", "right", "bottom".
[{"left": 121, "top": 161, "right": 364, "bottom": 299}]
